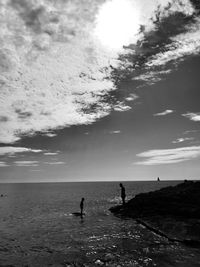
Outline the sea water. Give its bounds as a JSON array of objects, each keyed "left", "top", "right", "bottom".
[{"left": 0, "top": 181, "right": 199, "bottom": 266}]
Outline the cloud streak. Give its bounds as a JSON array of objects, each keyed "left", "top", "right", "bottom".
[
  {"left": 172, "top": 137, "right": 194, "bottom": 144},
  {"left": 154, "top": 109, "right": 174, "bottom": 116},
  {"left": 0, "top": 161, "right": 9, "bottom": 167},
  {"left": 44, "top": 161, "right": 65, "bottom": 165},
  {"left": 0, "top": 146, "right": 42, "bottom": 156},
  {"left": 43, "top": 132, "right": 57, "bottom": 138},
  {"left": 145, "top": 18, "right": 200, "bottom": 69},
  {"left": 136, "top": 146, "right": 200, "bottom": 165},
  {"left": 14, "top": 160, "right": 38, "bottom": 167},
  {"left": 182, "top": 112, "right": 200, "bottom": 122},
  {"left": 109, "top": 130, "right": 121, "bottom": 134},
  {"left": 115, "top": 0, "right": 198, "bottom": 86},
  {"left": 114, "top": 102, "right": 131, "bottom": 112},
  {"left": 44, "top": 152, "right": 59, "bottom": 156}
]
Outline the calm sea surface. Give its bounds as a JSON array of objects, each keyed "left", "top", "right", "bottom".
[{"left": 0, "top": 181, "right": 199, "bottom": 266}]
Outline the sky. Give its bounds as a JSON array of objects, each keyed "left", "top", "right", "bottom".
[{"left": 0, "top": 0, "right": 200, "bottom": 182}]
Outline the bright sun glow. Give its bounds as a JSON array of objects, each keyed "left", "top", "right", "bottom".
[{"left": 94, "top": 0, "right": 140, "bottom": 51}]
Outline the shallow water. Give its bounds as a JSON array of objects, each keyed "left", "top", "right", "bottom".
[{"left": 0, "top": 181, "right": 200, "bottom": 266}]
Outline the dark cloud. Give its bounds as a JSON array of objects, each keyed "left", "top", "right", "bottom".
[
  {"left": 111, "top": 7, "right": 198, "bottom": 87},
  {"left": 190, "top": 0, "right": 200, "bottom": 13}
]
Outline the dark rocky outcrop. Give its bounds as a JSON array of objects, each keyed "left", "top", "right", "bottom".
[
  {"left": 110, "top": 181, "right": 200, "bottom": 245},
  {"left": 110, "top": 181, "right": 200, "bottom": 218}
]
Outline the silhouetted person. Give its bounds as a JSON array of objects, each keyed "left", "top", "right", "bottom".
[
  {"left": 157, "top": 177, "right": 160, "bottom": 181},
  {"left": 80, "top": 198, "right": 85, "bottom": 217},
  {"left": 119, "top": 183, "right": 126, "bottom": 205}
]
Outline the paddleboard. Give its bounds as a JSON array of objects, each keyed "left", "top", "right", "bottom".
[{"left": 72, "top": 212, "right": 85, "bottom": 216}]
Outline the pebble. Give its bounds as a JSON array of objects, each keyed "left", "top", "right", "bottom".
[
  {"left": 105, "top": 253, "right": 115, "bottom": 261},
  {"left": 95, "top": 259, "right": 104, "bottom": 265},
  {"left": 143, "top": 247, "right": 150, "bottom": 254}
]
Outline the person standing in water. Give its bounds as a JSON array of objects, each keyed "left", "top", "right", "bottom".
[
  {"left": 80, "top": 197, "right": 85, "bottom": 216},
  {"left": 119, "top": 183, "right": 126, "bottom": 205}
]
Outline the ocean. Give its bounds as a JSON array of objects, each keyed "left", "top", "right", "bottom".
[{"left": 0, "top": 181, "right": 199, "bottom": 267}]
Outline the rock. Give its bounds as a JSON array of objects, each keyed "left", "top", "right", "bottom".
[
  {"left": 104, "top": 253, "right": 115, "bottom": 261},
  {"left": 110, "top": 181, "right": 200, "bottom": 244},
  {"left": 95, "top": 259, "right": 104, "bottom": 265},
  {"left": 110, "top": 181, "right": 200, "bottom": 219},
  {"left": 143, "top": 247, "right": 150, "bottom": 254}
]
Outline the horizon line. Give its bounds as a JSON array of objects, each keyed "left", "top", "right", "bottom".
[{"left": 0, "top": 179, "right": 198, "bottom": 184}]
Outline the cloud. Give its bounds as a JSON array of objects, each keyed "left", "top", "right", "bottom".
[
  {"left": 137, "top": 17, "right": 200, "bottom": 85},
  {"left": 0, "top": 37, "right": 116, "bottom": 143},
  {"left": 182, "top": 112, "right": 200, "bottom": 122},
  {"left": 0, "top": 161, "right": 9, "bottom": 167},
  {"left": 154, "top": 109, "right": 174, "bottom": 116},
  {"left": 133, "top": 70, "right": 172, "bottom": 84},
  {"left": 125, "top": 94, "right": 139, "bottom": 102},
  {"left": 14, "top": 160, "right": 38, "bottom": 166},
  {"left": 44, "top": 161, "right": 65, "bottom": 165},
  {"left": 172, "top": 137, "right": 194, "bottom": 143},
  {"left": 109, "top": 130, "right": 121, "bottom": 134},
  {"left": 44, "top": 152, "right": 59, "bottom": 155},
  {"left": 114, "top": 103, "right": 131, "bottom": 112},
  {"left": 145, "top": 19, "right": 200, "bottom": 68},
  {"left": 183, "top": 130, "right": 199, "bottom": 134},
  {"left": 114, "top": 1, "right": 198, "bottom": 85},
  {"left": 136, "top": 146, "right": 200, "bottom": 165},
  {"left": 0, "top": 146, "right": 42, "bottom": 156},
  {"left": 43, "top": 132, "right": 57, "bottom": 137},
  {"left": 0, "top": 0, "right": 118, "bottom": 144},
  {"left": 0, "top": 0, "right": 198, "bottom": 144}
]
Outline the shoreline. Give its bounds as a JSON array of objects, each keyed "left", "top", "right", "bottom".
[{"left": 110, "top": 180, "right": 200, "bottom": 247}]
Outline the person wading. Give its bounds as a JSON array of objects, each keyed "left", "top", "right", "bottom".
[{"left": 80, "top": 197, "right": 85, "bottom": 217}]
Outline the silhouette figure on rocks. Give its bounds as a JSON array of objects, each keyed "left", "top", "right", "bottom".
[{"left": 119, "top": 183, "right": 126, "bottom": 205}]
